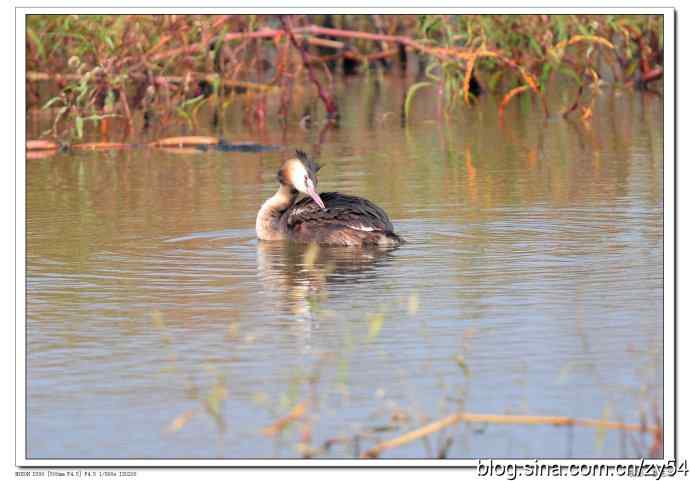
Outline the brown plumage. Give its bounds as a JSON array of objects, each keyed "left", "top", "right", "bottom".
[{"left": 256, "top": 151, "right": 403, "bottom": 247}]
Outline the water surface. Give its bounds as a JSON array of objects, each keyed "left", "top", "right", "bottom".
[{"left": 26, "top": 79, "right": 663, "bottom": 459}]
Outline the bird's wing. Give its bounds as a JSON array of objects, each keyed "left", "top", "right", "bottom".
[{"left": 286, "top": 192, "right": 394, "bottom": 233}]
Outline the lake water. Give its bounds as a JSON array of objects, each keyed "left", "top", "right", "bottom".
[{"left": 25, "top": 78, "right": 663, "bottom": 459}]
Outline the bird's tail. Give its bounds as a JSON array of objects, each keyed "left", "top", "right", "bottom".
[{"left": 378, "top": 230, "right": 405, "bottom": 247}]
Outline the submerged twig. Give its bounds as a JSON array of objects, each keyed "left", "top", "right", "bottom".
[
  {"left": 498, "top": 85, "right": 530, "bottom": 121},
  {"left": 562, "top": 85, "right": 585, "bottom": 118},
  {"left": 261, "top": 401, "right": 307, "bottom": 437}
]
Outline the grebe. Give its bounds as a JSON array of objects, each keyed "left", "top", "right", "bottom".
[{"left": 256, "top": 151, "right": 403, "bottom": 247}]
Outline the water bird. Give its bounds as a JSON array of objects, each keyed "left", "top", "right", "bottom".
[{"left": 256, "top": 151, "right": 403, "bottom": 247}]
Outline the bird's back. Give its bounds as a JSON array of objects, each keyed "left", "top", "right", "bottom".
[{"left": 283, "top": 192, "right": 402, "bottom": 247}]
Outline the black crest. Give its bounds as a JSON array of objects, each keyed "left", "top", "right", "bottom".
[
  {"left": 277, "top": 150, "right": 322, "bottom": 187},
  {"left": 295, "top": 150, "right": 321, "bottom": 175}
]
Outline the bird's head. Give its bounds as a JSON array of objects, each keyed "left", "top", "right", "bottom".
[{"left": 277, "top": 150, "right": 325, "bottom": 209}]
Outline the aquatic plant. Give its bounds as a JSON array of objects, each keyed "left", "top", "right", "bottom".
[{"left": 27, "top": 14, "right": 663, "bottom": 143}]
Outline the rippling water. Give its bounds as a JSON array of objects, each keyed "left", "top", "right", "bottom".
[{"left": 26, "top": 79, "right": 663, "bottom": 459}]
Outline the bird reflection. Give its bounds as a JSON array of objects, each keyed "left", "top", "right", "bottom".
[
  {"left": 256, "top": 241, "right": 398, "bottom": 353},
  {"left": 257, "top": 241, "right": 397, "bottom": 290}
]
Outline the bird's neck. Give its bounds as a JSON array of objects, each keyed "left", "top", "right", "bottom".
[{"left": 256, "top": 184, "right": 298, "bottom": 240}]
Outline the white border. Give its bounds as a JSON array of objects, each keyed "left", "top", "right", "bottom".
[
  {"left": 13, "top": 6, "right": 675, "bottom": 469},
  {"left": 15, "top": 4, "right": 27, "bottom": 471},
  {"left": 662, "top": 6, "right": 675, "bottom": 464}
]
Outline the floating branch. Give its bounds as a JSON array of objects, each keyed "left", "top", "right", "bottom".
[
  {"left": 71, "top": 142, "right": 132, "bottom": 151},
  {"left": 26, "top": 136, "right": 281, "bottom": 154},
  {"left": 26, "top": 139, "right": 60, "bottom": 151},
  {"left": 27, "top": 72, "right": 277, "bottom": 93},
  {"left": 149, "top": 136, "right": 221, "bottom": 148},
  {"left": 362, "top": 411, "right": 661, "bottom": 458}
]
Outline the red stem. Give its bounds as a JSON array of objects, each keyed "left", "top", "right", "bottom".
[
  {"left": 280, "top": 17, "right": 338, "bottom": 120},
  {"left": 642, "top": 66, "right": 663, "bottom": 84}
]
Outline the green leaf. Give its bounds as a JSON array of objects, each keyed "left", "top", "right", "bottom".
[
  {"left": 555, "top": 16, "right": 567, "bottom": 42},
  {"left": 27, "top": 27, "right": 45, "bottom": 60},
  {"left": 105, "top": 90, "right": 116, "bottom": 111},
  {"left": 76, "top": 85, "right": 91, "bottom": 106},
  {"left": 577, "top": 22, "right": 590, "bottom": 36},
  {"left": 455, "top": 355, "right": 471, "bottom": 378},
  {"left": 175, "top": 108, "right": 190, "bottom": 120},
  {"left": 178, "top": 94, "right": 204, "bottom": 111},
  {"left": 213, "top": 26, "right": 228, "bottom": 70},
  {"left": 624, "top": 59, "right": 639, "bottom": 78},
  {"left": 419, "top": 15, "right": 441, "bottom": 37},
  {"left": 540, "top": 63, "right": 553, "bottom": 91},
  {"left": 83, "top": 113, "right": 118, "bottom": 122},
  {"left": 557, "top": 64, "right": 583, "bottom": 86},
  {"left": 211, "top": 77, "right": 221, "bottom": 96},
  {"left": 191, "top": 97, "right": 209, "bottom": 118},
  {"left": 404, "top": 81, "right": 432, "bottom": 120},
  {"left": 488, "top": 70, "right": 503, "bottom": 92},
  {"left": 42, "top": 96, "right": 63, "bottom": 110},
  {"left": 367, "top": 312, "right": 385, "bottom": 341},
  {"left": 52, "top": 106, "right": 70, "bottom": 135},
  {"left": 529, "top": 37, "right": 543, "bottom": 57},
  {"left": 594, "top": 403, "right": 611, "bottom": 453},
  {"left": 75, "top": 116, "right": 84, "bottom": 139}
]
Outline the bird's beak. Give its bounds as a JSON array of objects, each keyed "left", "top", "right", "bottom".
[{"left": 306, "top": 178, "right": 326, "bottom": 210}]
